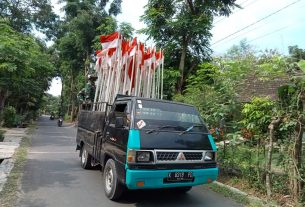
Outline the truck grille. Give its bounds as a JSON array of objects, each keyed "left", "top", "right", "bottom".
[
  {"left": 156, "top": 152, "right": 179, "bottom": 161},
  {"left": 156, "top": 151, "right": 204, "bottom": 162},
  {"left": 183, "top": 152, "right": 203, "bottom": 160}
]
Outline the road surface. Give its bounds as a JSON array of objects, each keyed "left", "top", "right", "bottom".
[{"left": 17, "top": 116, "right": 243, "bottom": 207}]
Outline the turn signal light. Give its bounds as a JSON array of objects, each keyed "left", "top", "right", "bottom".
[
  {"left": 136, "top": 181, "right": 145, "bottom": 187},
  {"left": 127, "top": 150, "right": 136, "bottom": 163}
]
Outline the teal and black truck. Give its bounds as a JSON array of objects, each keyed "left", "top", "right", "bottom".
[{"left": 76, "top": 95, "right": 218, "bottom": 200}]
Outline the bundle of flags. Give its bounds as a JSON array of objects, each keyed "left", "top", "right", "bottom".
[{"left": 93, "top": 32, "right": 164, "bottom": 111}]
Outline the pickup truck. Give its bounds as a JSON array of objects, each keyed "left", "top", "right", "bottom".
[{"left": 76, "top": 95, "right": 218, "bottom": 200}]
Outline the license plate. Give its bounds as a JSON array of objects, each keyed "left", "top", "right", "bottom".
[{"left": 167, "top": 172, "right": 193, "bottom": 182}]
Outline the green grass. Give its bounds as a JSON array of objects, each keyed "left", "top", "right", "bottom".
[
  {"left": 206, "top": 183, "right": 251, "bottom": 206},
  {"left": 206, "top": 182, "right": 276, "bottom": 207},
  {"left": 0, "top": 125, "right": 35, "bottom": 207}
]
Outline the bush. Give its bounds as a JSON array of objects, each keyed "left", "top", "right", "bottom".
[
  {"left": 3, "top": 106, "right": 16, "bottom": 127},
  {"left": 64, "top": 114, "right": 71, "bottom": 121}
]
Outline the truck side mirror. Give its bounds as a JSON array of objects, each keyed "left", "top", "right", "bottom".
[{"left": 115, "top": 117, "right": 124, "bottom": 128}]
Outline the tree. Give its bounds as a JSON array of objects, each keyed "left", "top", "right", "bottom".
[
  {"left": 0, "top": 0, "right": 59, "bottom": 39},
  {"left": 0, "top": 20, "right": 55, "bottom": 120},
  {"left": 288, "top": 45, "right": 305, "bottom": 63},
  {"left": 41, "top": 94, "right": 61, "bottom": 115},
  {"left": 56, "top": 0, "right": 122, "bottom": 120},
  {"left": 141, "top": 0, "right": 238, "bottom": 93},
  {"left": 118, "top": 22, "right": 134, "bottom": 40}
]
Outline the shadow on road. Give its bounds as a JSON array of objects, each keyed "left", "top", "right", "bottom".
[
  {"left": 21, "top": 158, "right": 80, "bottom": 193},
  {"left": 118, "top": 188, "right": 211, "bottom": 207}
]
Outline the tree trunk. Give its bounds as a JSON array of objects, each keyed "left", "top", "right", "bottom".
[
  {"left": 290, "top": 93, "right": 305, "bottom": 201},
  {"left": 70, "top": 75, "right": 75, "bottom": 122},
  {"left": 256, "top": 139, "right": 261, "bottom": 183},
  {"left": 177, "top": 38, "right": 187, "bottom": 94},
  {"left": 291, "top": 118, "right": 303, "bottom": 201},
  {"left": 60, "top": 76, "right": 64, "bottom": 116},
  {"left": 85, "top": 52, "right": 89, "bottom": 82},
  {"left": 0, "top": 89, "right": 10, "bottom": 112},
  {"left": 266, "top": 117, "right": 281, "bottom": 198}
]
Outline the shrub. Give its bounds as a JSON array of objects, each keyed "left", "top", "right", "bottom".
[
  {"left": 64, "top": 114, "right": 71, "bottom": 121},
  {"left": 3, "top": 106, "right": 16, "bottom": 127}
]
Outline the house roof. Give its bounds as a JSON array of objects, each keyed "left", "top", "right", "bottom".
[{"left": 236, "top": 73, "right": 290, "bottom": 102}]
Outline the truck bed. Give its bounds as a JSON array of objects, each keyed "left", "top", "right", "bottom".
[
  {"left": 76, "top": 110, "right": 106, "bottom": 150},
  {"left": 78, "top": 110, "right": 105, "bottom": 132}
]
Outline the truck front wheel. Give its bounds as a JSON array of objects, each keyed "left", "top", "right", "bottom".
[
  {"left": 80, "top": 145, "right": 92, "bottom": 169},
  {"left": 103, "top": 159, "right": 124, "bottom": 200}
]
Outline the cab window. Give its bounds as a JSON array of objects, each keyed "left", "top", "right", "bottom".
[{"left": 110, "top": 102, "right": 130, "bottom": 127}]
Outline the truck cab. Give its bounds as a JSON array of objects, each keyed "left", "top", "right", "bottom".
[{"left": 76, "top": 95, "right": 218, "bottom": 200}]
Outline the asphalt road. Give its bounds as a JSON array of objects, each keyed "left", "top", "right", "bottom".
[{"left": 17, "top": 116, "right": 243, "bottom": 207}]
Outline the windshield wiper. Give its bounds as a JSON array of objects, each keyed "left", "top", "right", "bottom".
[
  {"left": 179, "top": 124, "right": 203, "bottom": 135},
  {"left": 146, "top": 125, "right": 185, "bottom": 134}
]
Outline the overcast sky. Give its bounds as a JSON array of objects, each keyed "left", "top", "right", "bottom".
[{"left": 48, "top": 0, "right": 305, "bottom": 96}]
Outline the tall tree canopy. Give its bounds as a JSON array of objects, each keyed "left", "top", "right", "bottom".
[
  {"left": 55, "top": 0, "right": 122, "bottom": 120},
  {"left": 0, "top": 20, "right": 55, "bottom": 115},
  {"left": 141, "top": 0, "right": 238, "bottom": 93},
  {"left": 0, "top": 0, "right": 59, "bottom": 39}
]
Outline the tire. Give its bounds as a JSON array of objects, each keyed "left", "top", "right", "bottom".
[
  {"left": 103, "top": 159, "right": 124, "bottom": 200},
  {"left": 80, "top": 145, "right": 92, "bottom": 169},
  {"left": 173, "top": 186, "right": 192, "bottom": 193}
]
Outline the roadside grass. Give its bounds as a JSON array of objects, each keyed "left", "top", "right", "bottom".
[
  {"left": 0, "top": 125, "right": 35, "bottom": 207},
  {"left": 206, "top": 182, "right": 277, "bottom": 207}
]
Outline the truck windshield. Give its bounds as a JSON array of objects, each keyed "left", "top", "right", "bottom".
[{"left": 134, "top": 100, "right": 209, "bottom": 133}]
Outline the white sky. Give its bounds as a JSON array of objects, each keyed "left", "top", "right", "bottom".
[
  {"left": 211, "top": 0, "right": 305, "bottom": 54},
  {"left": 48, "top": 0, "right": 305, "bottom": 96}
]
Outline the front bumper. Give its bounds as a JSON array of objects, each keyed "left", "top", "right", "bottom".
[{"left": 125, "top": 167, "right": 218, "bottom": 189}]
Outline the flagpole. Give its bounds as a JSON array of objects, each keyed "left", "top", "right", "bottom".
[
  {"left": 134, "top": 47, "right": 140, "bottom": 97},
  {"left": 161, "top": 50, "right": 164, "bottom": 99},
  {"left": 93, "top": 58, "right": 101, "bottom": 111},
  {"left": 129, "top": 43, "right": 137, "bottom": 96},
  {"left": 114, "top": 35, "right": 122, "bottom": 100}
]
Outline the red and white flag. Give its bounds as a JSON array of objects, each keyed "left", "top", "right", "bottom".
[
  {"left": 128, "top": 37, "right": 137, "bottom": 56},
  {"left": 100, "top": 32, "right": 120, "bottom": 49}
]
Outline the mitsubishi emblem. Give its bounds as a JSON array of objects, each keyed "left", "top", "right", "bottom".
[{"left": 177, "top": 152, "right": 186, "bottom": 160}]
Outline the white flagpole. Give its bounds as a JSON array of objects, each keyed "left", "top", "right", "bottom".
[
  {"left": 134, "top": 47, "right": 140, "bottom": 96},
  {"left": 146, "top": 59, "right": 151, "bottom": 97},
  {"left": 138, "top": 65, "right": 143, "bottom": 97},
  {"left": 152, "top": 67, "right": 156, "bottom": 98},
  {"left": 161, "top": 50, "right": 164, "bottom": 99},
  {"left": 129, "top": 44, "right": 137, "bottom": 96},
  {"left": 109, "top": 35, "right": 121, "bottom": 104},
  {"left": 98, "top": 56, "right": 106, "bottom": 110},
  {"left": 157, "top": 49, "right": 161, "bottom": 99},
  {"left": 113, "top": 36, "right": 122, "bottom": 100},
  {"left": 122, "top": 56, "right": 129, "bottom": 95},
  {"left": 93, "top": 59, "right": 101, "bottom": 111}
]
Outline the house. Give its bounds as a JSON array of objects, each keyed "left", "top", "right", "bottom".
[{"left": 236, "top": 73, "right": 290, "bottom": 102}]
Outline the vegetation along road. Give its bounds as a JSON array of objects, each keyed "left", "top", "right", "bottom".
[{"left": 16, "top": 116, "right": 242, "bottom": 207}]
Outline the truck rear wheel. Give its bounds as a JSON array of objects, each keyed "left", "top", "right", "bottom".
[
  {"left": 103, "top": 159, "right": 124, "bottom": 200},
  {"left": 80, "top": 145, "right": 92, "bottom": 169}
]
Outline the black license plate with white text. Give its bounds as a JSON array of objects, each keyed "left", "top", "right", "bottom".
[{"left": 167, "top": 172, "right": 194, "bottom": 182}]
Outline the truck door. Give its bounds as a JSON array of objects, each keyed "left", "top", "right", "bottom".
[{"left": 103, "top": 101, "right": 130, "bottom": 166}]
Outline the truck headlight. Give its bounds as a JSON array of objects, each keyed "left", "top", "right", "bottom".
[
  {"left": 204, "top": 152, "right": 214, "bottom": 161},
  {"left": 136, "top": 151, "right": 151, "bottom": 162},
  {"left": 127, "top": 150, "right": 153, "bottom": 163}
]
